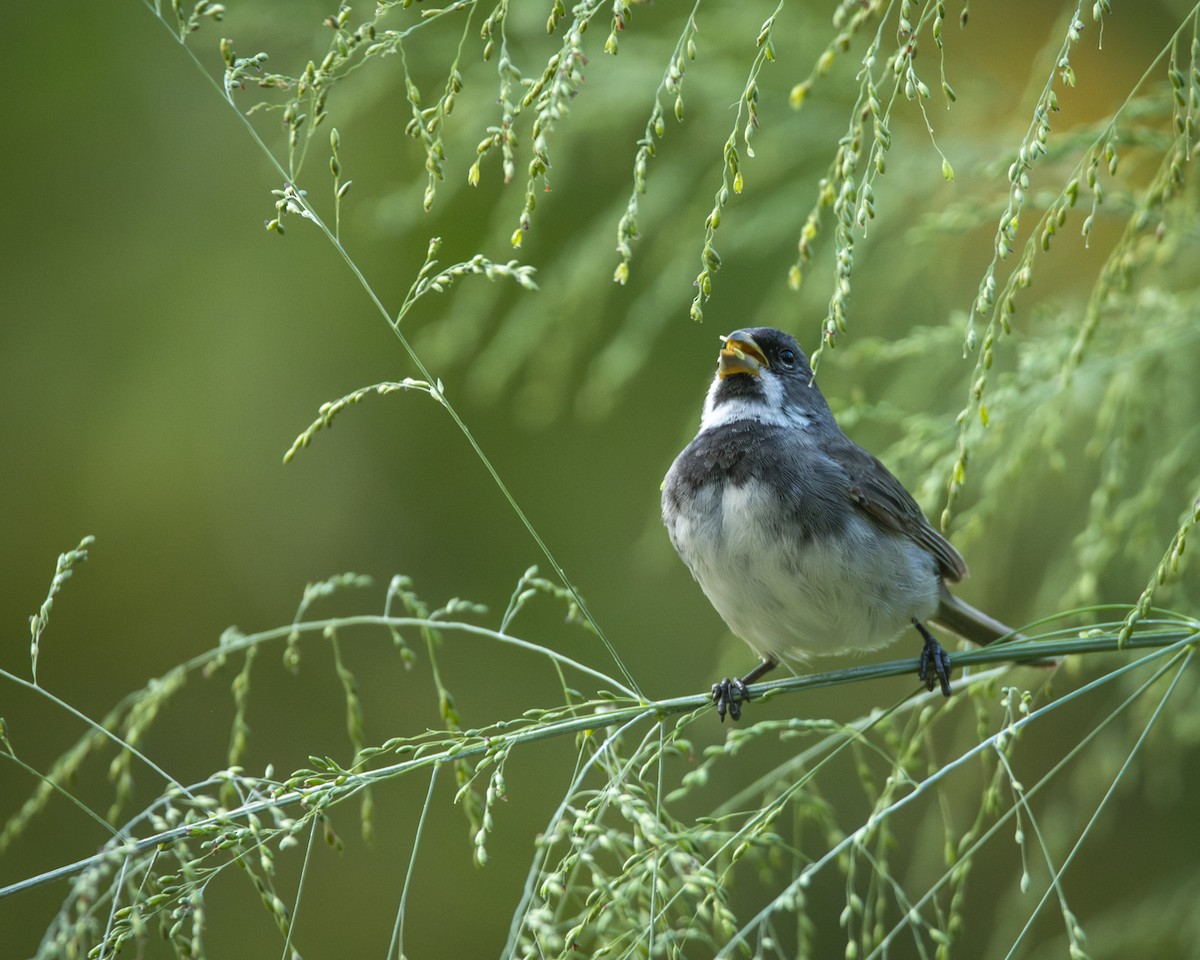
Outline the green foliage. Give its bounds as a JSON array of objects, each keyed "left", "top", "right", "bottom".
[{"left": 4, "top": 559, "right": 1196, "bottom": 957}]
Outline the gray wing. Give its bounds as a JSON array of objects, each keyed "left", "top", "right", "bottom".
[{"left": 828, "top": 436, "right": 968, "bottom": 583}]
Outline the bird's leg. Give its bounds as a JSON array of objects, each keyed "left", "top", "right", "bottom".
[
  {"left": 914, "top": 619, "right": 952, "bottom": 697},
  {"left": 711, "top": 657, "right": 778, "bottom": 722}
]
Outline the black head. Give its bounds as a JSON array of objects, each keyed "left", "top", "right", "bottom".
[
  {"left": 701, "top": 327, "right": 830, "bottom": 427},
  {"left": 718, "top": 327, "right": 813, "bottom": 380}
]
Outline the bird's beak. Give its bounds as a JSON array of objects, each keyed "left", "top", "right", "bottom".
[{"left": 718, "top": 330, "right": 768, "bottom": 379}]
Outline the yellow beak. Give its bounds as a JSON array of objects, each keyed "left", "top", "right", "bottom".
[{"left": 717, "top": 331, "right": 769, "bottom": 379}]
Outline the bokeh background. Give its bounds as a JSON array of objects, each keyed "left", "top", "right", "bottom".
[{"left": 4, "top": 1, "right": 1200, "bottom": 956}]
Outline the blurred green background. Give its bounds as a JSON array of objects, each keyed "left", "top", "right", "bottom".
[{"left": 4, "top": 1, "right": 1200, "bottom": 957}]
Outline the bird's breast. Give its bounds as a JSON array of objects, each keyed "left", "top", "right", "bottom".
[{"left": 664, "top": 473, "right": 940, "bottom": 663}]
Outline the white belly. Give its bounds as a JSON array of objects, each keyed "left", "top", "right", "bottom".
[{"left": 667, "top": 479, "right": 940, "bottom": 664}]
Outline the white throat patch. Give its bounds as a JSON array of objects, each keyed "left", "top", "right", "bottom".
[{"left": 699, "top": 373, "right": 809, "bottom": 432}]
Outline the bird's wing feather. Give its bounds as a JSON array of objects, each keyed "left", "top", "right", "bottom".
[{"left": 827, "top": 437, "right": 968, "bottom": 582}]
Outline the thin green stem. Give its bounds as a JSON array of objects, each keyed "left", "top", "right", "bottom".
[
  {"left": 141, "top": 1, "right": 641, "bottom": 700},
  {"left": 391, "top": 762, "right": 440, "bottom": 960},
  {"left": 1001, "top": 646, "right": 1194, "bottom": 958},
  {"left": 3, "top": 624, "right": 1191, "bottom": 903},
  {"left": 279, "top": 814, "right": 320, "bottom": 960},
  {"left": 214, "top": 615, "right": 638, "bottom": 699},
  {"left": 500, "top": 711, "right": 657, "bottom": 957},
  {"left": 0, "top": 668, "right": 191, "bottom": 800},
  {"left": 0, "top": 742, "right": 117, "bottom": 839},
  {"left": 864, "top": 642, "right": 1190, "bottom": 958}
]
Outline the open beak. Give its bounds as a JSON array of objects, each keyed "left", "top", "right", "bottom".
[{"left": 718, "top": 330, "right": 768, "bottom": 379}]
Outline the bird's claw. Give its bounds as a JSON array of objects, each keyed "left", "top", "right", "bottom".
[
  {"left": 711, "top": 677, "right": 749, "bottom": 722},
  {"left": 918, "top": 632, "right": 953, "bottom": 698}
]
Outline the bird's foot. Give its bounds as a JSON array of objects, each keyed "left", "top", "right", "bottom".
[
  {"left": 711, "top": 677, "right": 749, "bottom": 722},
  {"left": 914, "top": 619, "right": 952, "bottom": 697},
  {"left": 710, "top": 658, "right": 777, "bottom": 722}
]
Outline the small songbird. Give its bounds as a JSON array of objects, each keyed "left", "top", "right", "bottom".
[{"left": 662, "top": 327, "right": 1019, "bottom": 721}]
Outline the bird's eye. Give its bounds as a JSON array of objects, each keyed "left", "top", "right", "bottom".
[{"left": 778, "top": 348, "right": 797, "bottom": 369}]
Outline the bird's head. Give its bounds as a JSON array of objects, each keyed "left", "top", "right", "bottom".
[{"left": 700, "top": 327, "right": 829, "bottom": 431}]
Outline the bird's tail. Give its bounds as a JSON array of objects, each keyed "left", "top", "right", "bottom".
[{"left": 932, "top": 585, "right": 1024, "bottom": 647}]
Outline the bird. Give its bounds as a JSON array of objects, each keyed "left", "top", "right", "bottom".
[{"left": 661, "top": 327, "right": 1020, "bottom": 721}]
